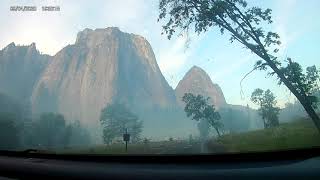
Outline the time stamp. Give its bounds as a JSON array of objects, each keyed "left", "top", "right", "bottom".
[{"left": 10, "top": 6, "right": 60, "bottom": 12}]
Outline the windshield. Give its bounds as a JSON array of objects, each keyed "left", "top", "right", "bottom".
[{"left": 0, "top": 0, "right": 319, "bottom": 155}]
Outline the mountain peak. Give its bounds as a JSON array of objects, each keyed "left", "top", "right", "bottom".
[
  {"left": 2, "top": 42, "right": 15, "bottom": 51},
  {"left": 175, "top": 66, "right": 227, "bottom": 108},
  {"left": 189, "top": 65, "right": 207, "bottom": 74},
  {"left": 75, "top": 27, "right": 126, "bottom": 45},
  {"left": 30, "top": 42, "right": 36, "bottom": 48},
  {"left": 184, "top": 65, "right": 213, "bottom": 84},
  {"left": 188, "top": 65, "right": 207, "bottom": 75},
  {"left": 7, "top": 42, "right": 16, "bottom": 48},
  {"left": 1, "top": 42, "right": 40, "bottom": 56},
  {"left": 190, "top": 65, "right": 202, "bottom": 71},
  {"left": 74, "top": 27, "right": 157, "bottom": 72},
  {"left": 28, "top": 42, "right": 37, "bottom": 52}
]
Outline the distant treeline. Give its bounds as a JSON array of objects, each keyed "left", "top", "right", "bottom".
[{"left": 0, "top": 93, "right": 91, "bottom": 151}]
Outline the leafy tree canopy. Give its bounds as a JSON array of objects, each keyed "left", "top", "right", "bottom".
[
  {"left": 278, "top": 62, "right": 320, "bottom": 108},
  {"left": 100, "top": 103, "right": 143, "bottom": 144},
  {"left": 182, "top": 93, "right": 222, "bottom": 137},
  {"left": 251, "top": 88, "right": 280, "bottom": 128},
  {"left": 31, "top": 113, "right": 71, "bottom": 149}
]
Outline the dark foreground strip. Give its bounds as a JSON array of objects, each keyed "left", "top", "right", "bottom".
[{"left": 0, "top": 146, "right": 320, "bottom": 164}]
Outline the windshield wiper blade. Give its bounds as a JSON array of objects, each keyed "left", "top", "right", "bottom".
[
  {"left": 16, "top": 149, "right": 55, "bottom": 154},
  {"left": 22, "top": 149, "right": 41, "bottom": 153}
]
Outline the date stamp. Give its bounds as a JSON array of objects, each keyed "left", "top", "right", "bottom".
[
  {"left": 10, "top": 6, "right": 60, "bottom": 12},
  {"left": 10, "top": 6, "right": 37, "bottom": 12}
]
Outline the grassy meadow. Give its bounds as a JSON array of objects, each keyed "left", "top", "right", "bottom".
[
  {"left": 216, "top": 118, "right": 320, "bottom": 153},
  {"left": 59, "top": 118, "right": 320, "bottom": 155}
]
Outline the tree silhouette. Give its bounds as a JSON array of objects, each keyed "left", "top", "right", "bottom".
[
  {"left": 32, "top": 113, "right": 71, "bottom": 149},
  {"left": 182, "top": 93, "right": 222, "bottom": 137},
  {"left": 0, "top": 113, "right": 20, "bottom": 150},
  {"left": 251, "top": 89, "right": 280, "bottom": 128},
  {"left": 100, "top": 103, "right": 143, "bottom": 144}
]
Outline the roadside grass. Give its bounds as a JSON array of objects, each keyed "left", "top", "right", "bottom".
[
  {"left": 59, "top": 118, "right": 320, "bottom": 155},
  {"left": 216, "top": 118, "right": 320, "bottom": 153},
  {"left": 59, "top": 140, "right": 201, "bottom": 155}
]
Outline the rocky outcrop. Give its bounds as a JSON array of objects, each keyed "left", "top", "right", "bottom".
[
  {"left": 175, "top": 66, "right": 227, "bottom": 108},
  {"left": 0, "top": 42, "right": 50, "bottom": 104},
  {"left": 31, "top": 28, "right": 176, "bottom": 140}
]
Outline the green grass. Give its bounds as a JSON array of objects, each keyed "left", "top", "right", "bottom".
[
  {"left": 59, "top": 140, "right": 201, "bottom": 155},
  {"left": 59, "top": 118, "right": 320, "bottom": 155},
  {"left": 216, "top": 118, "right": 320, "bottom": 153}
]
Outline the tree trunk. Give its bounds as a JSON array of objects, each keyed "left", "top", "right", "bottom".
[
  {"left": 266, "top": 60, "right": 320, "bottom": 132},
  {"left": 295, "top": 96, "right": 320, "bottom": 130},
  {"left": 214, "top": 127, "right": 221, "bottom": 137}
]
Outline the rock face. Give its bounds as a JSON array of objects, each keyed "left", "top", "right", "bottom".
[
  {"left": 1, "top": 27, "right": 248, "bottom": 140},
  {"left": 0, "top": 43, "right": 50, "bottom": 104},
  {"left": 175, "top": 66, "right": 227, "bottom": 108},
  {"left": 31, "top": 27, "right": 176, "bottom": 139}
]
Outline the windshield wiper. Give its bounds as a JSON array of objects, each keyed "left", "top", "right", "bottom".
[
  {"left": 11, "top": 149, "right": 55, "bottom": 154},
  {"left": 22, "top": 149, "right": 42, "bottom": 153}
]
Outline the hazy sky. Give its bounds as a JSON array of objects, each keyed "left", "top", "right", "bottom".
[{"left": 1, "top": 0, "right": 319, "bottom": 108}]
